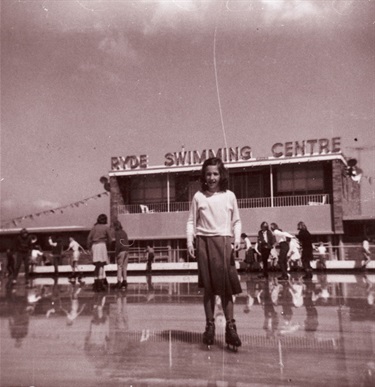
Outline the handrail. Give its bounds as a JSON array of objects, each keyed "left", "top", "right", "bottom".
[
  {"left": 27, "top": 242, "right": 371, "bottom": 266},
  {"left": 118, "top": 194, "right": 330, "bottom": 214}
]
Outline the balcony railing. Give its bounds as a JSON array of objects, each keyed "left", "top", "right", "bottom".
[{"left": 118, "top": 194, "right": 329, "bottom": 214}]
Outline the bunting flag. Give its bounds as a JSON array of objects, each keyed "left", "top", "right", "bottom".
[{"left": 1, "top": 191, "right": 109, "bottom": 228}]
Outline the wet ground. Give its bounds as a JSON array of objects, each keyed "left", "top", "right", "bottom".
[{"left": 0, "top": 272, "right": 374, "bottom": 387}]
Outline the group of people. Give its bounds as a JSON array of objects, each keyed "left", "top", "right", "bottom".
[
  {"left": 241, "top": 221, "right": 317, "bottom": 281},
  {"left": 5, "top": 214, "right": 149, "bottom": 293},
  {"left": 86, "top": 215, "right": 130, "bottom": 291},
  {"left": 6, "top": 229, "right": 87, "bottom": 287}
]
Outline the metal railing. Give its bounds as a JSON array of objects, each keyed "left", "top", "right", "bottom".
[
  {"left": 118, "top": 194, "right": 329, "bottom": 214},
  {"left": 5, "top": 242, "right": 371, "bottom": 268}
]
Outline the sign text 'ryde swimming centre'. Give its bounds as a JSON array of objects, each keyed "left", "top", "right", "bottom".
[{"left": 111, "top": 137, "right": 341, "bottom": 171}]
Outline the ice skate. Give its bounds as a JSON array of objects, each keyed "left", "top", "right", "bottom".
[
  {"left": 225, "top": 319, "right": 241, "bottom": 352},
  {"left": 113, "top": 281, "right": 122, "bottom": 290},
  {"left": 121, "top": 280, "right": 128, "bottom": 290},
  {"left": 202, "top": 319, "right": 215, "bottom": 349}
]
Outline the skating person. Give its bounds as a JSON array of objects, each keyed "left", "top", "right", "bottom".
[
  {"left": 48, "top": 236, "right": 63, "bottom": 276},
  {"left": 87, "top": 214, "right": 112, "bottom": 292},
  {"left": 361, "top": 238, "right": 371, "bottom": 269},
  {"left": 13, "top": 228, "right": 33, "bottom": 286},
  {"left": 257, "top": 221, "right": 276, "bottom": 279},
  {"left": 145, "top": 243, "right": 155, "bottom": 273},
  {"left": 297, "top": 221, "right": 314, "bottom": 279},
  {"left": 270, "top": 223, "right": 294, "bottom": 281},
  {"left": 241, "top": 233, "right": 254, "bottom": 272},
  {"left": 316, "top": 242, "right": 327, "bottom": 269},
  {"left": 64, "top": 237, "right": 85, "bottom": 283},
  {"left": 30, "top": 245, "right": 44, "bottom": 276},
  {"left": 187, "top": 157, "right": 242, "bottom": 350},
  {"left": 287, "top": 237, "right": 302, "bottom": 272},
  {"left": 113, "top": 220, "right": 129, "bottom": 289}
]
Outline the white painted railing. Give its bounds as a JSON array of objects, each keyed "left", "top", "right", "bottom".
[{"left": 118, "top": 194, "right": 329, "bottom": 214}]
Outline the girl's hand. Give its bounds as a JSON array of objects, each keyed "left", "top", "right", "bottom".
[
  {"left": 234, "top": 242, "right": 241, "bottom": 251},
  {"left": 188, "top": 246, "right": 195, "bottom": 259}
]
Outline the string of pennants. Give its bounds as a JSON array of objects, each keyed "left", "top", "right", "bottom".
[{"left": 1, "top": 191, "right": 109, "bottom": 228}]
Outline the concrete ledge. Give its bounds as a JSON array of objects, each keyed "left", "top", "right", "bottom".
[
  {"left": 33, "top": 261, "right": 200, "bottom": 275},
  {"left": 32, "top": 260, "right": 374, "bottom": 275},
  {"left": 30, "top": 274, "right": 375, "bottom": 287}
]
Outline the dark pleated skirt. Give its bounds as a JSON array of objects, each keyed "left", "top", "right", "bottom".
[{"left": 196, "top": 235, "right": 242, "bottom": 296}]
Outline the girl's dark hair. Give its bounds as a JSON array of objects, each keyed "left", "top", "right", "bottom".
[
  {"left": 270, "top": 222, "right": 280, "bottom": 231},
  {"left": 200, "top": 157, "right": 228, "bottom": 191},
  {"left": 297, "top": 221, "right": 307, "bottom": 230},
  {"left": 260, "top": 221, "right": 269, "bottom": 230},
  {"left": 96, "top": 214, "right": 108, "bottom": 225},
  {"left": 241, "top": 233, "right": 247, "bottom": 239}
]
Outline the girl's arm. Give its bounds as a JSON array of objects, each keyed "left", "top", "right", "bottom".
[
  {"left": 186, "top": 198, "right": 197, "bottom": 258},
  {"left": 77, "top": 242, "right": 86, "bottom": 253},
  {"left": 283, "top": 231, "right": 295, "bottom": 239},
  {"left": 232, "top": 194, "right": 242, "bottom": 251}
]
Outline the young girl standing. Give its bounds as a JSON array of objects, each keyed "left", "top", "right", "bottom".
[
  {"left": 87, "top": 214, "right": 112, "bottom": 292},
  {"left": 186, "top": 157, "right": 242, "bottom": 350}
]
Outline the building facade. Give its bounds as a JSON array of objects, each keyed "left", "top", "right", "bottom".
[{"left": 109, "top": 138, "right": 361, "bottom": 260}]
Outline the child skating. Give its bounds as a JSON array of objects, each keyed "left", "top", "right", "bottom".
[
  {"left": 187, "top": 157, "right": 242, "bottom": 351},
  {"left": 64, "top": 237, "right": 85, "bottom": 284}
]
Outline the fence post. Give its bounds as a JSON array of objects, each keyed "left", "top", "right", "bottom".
[
  {"left": 327, "top": 236, "right": 334, "bottom": 260},
  {"left": 338, "top": 238, "right": 345, "bottom": 261},
  {"left": 167, "top": 242, "right": 172, "bottom": 263}
]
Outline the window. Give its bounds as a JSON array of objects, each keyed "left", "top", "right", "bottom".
[
  {"left": 130, "top": 175, "right": 175, "bottom": 204},
  {"left": 229, "top": 171, "right": 265, "bottom": 198},
  {"left": 277, "top": 164, "right": 324, "bottom": 194}
]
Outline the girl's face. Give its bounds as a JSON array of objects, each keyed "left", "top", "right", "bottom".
[{"left": 205, "top": 165, "right": 221, "bottom": 192}]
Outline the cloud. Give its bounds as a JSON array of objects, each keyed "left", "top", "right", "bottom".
[
  {"left": 2, "top": 0, "right": 360, "bottom": 39},
  {"left": 2, "top": 199, "right": 16, "bottom": 209},
  {"left": 98, "top": 33, "right": 138, "bottom": 61},
  {"left": 261, "top": 0, "right": 320, "bottom": 23},
  {"left": 34, "top": 199, "right": 61, "bottom": 209}
]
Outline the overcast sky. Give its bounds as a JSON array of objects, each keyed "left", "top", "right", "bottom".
[{"left": 1, "top": 0, "right": 374, "bottom": 229}]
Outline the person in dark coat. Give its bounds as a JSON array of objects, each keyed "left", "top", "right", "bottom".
[
  {"left": 13, "top": 228, "right": 32, "bottom": 285},
  {"left": 48, "top": 235, "right": 63, "bottom": 275},
  {"left": 297, "top": 221, "right": 314, "bottom": 280},
  {"left": 257, "top": 222, "right": 276, "bottom": 279}
]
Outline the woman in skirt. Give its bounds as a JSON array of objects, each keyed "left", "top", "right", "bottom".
[
  {"left": 87, "top": 214, "right": 112, "bottom": 291},
  {"left": 186, "top": 157, "right": 242, "bottom": 350}
]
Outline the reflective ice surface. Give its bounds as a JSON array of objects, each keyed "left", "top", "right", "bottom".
[{"left": 1, "top": 272, "right": 374, "bottom": 387}]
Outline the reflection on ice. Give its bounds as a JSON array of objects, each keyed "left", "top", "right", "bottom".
[{"left": 0, "top": 273, "right": 374, "bottom": 386}]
